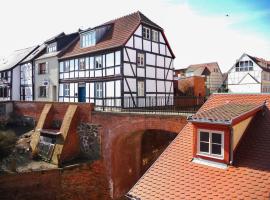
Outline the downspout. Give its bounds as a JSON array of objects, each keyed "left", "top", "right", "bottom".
[{"left": 229, "top": 126, "right": 234, "bottom": 165}]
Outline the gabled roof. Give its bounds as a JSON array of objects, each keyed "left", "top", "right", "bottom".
[
  {"left": 20, "top": 44, "right": 46, "bottom": 64},
  {"left": 127, "top": 94, "right": 270, "bottom": 199},
  {"left": 185, "top": 62, "right": 220, "bottom": 75},
  {"left": 188, "top": 102, "right": 264, "bottom": 125},
  {"left": 238, "top": 72, "right": 260, "bottom": 84},
  {"left": 60, "top": 11, "right": 175, "bottom": 59},
  {"left": 44, "top": 32, "right": 65, "bottom": 44},
  {"left": 0, "top": 46, "right": 38, "bottom": 71},
  {"left": 228, "top": 53, "right": 270, "bottom": 73}
]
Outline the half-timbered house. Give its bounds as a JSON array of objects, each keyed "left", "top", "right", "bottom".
[
  {"left": 34, "top": 32, "right": 78, "bottom": 102},
  {"left": 228, "top": 53, "right": 270, "bottom": 93},
  {"left": 0, "top": 46, "right": 38, "bottom": 101},
  {"left": 19, "top": 44, "right": 46, "bottom": 101},
  {"left": 59, "top": 11, "right": 175, "bottom": 109}
]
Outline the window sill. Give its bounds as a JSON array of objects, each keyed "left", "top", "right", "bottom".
[
  {"left": 197, "top": 152, "right": 224, "bottom": 160},
  {"left": 192, "top": 158, "right": 228, "bottom": 169}
]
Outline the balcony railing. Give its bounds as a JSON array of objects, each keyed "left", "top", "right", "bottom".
[{"left": 94, "top": 96, "right": 206, "bottom": 114}]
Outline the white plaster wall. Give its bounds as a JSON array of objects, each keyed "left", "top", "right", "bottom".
[
  {"left": 152, "top": 42, "right": 159, "bottom": 53},
  {"left": 143, "top": 40, "right": 151, "bottom": 52},
  {"left": 137, "top": 68, "right": 145, "bottom": 77},
  {"left": 228, "top": 83, "right": 261, "bottom": 93},
  {"left": 146, "top": 67, "right": 155, "bottom": 78},
  {"left": 146, "top": 53, "right": 155, "bottom": 66},
  {"left": 12, "top": 66, "right": 20, "bottom": 100},
  {"left": 134, "top": 36, "right": 142, "bottom": 50},
  {"left": 146, "top": 79, "right": 156, "bottom": 92},
  {"left": 157, "top": 68, "right": 164, "bottom": 79}
]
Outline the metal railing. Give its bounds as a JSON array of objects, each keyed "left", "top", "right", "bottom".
[{"left": 94, "top": 96, "right": 206, "bottom": 114}]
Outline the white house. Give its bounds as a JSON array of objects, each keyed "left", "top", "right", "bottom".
[
  {"left": 228, "top": 53, "right": 270, "bottom": 93},
  {"left": 0, "top": 46, "right": 38, "bottom": 101},
  {"left": 58, "top": 11, "right": 175, "bottom": 109}
]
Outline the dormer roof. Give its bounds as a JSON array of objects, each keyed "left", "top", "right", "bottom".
[
  {"left": 127, "top": 94, "right": 270, "bottom": 199},
  {"left": 60, "top": 11, "right": 175, "bottom": 59},
  {"left": 188, "top": 102, "right": 264, "bottom": 125}
]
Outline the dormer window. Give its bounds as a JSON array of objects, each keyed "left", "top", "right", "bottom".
[
  {"left": 142, "top": 27, "right": 151, "bottom": 40},
  {"left": 198, "top": 130, "right": 224, "bottom": 159},
  {"left": 81, "top": 31, "right": 96, "bottom": 48},
  {"left": 47, "top": 43, "right": 57, "bottom": 53}
]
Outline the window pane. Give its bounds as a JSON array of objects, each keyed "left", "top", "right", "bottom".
[
  {"left": 200, "top": 132, "right": 209, "bottom": 142},
  {"left": 212, "top": 144, "right": 221, "bottom": 155},
  {"left": 200, "top": 142, "right": 209, "bottom": 153},
  {"left": 212, "top": 133, "right": 221, "bottom": 144}
]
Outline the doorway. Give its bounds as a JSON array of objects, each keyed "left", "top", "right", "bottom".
[{"left": 78, "top": 83, "right": 86, "bottom": 102}]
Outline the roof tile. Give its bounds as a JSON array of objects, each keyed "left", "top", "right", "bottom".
[{"left": 128, "top": 94, "right": 270, "bottom": 199}]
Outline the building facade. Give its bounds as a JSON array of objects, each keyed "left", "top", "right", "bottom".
[
  {"left": 34, "top": 32, "right": 78, "bottom": 102},
  {"left": 227, "top": 53, "right": 270, "bottom": 93},
  {"left": 0, "top": 46, "right": 37, "bottom": 101},
  {"left": 20, "top": 45, "right": 46, "bottom": 101},
  {"left": 59, "top": 11, "right": 175, "bottom": 109}
]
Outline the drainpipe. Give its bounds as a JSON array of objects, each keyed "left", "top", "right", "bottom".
[{"left": 229, "top": 126, "right": 234, "bottom": 165}]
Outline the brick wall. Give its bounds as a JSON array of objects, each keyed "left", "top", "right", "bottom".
[
  {"left": 0, "top": 161, "right": 111, "bottom": 200},
  {"left": 13, "top": 101, "right": 94, "bottom": 123}
]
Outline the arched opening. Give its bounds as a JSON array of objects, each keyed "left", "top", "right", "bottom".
[
  {"left": 112, "top": 129, "right": 177, "bottom": 198},
  {"left": 140, "top": 130, "right": 177, "bottom": 175}
]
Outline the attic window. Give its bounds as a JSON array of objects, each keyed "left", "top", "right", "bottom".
[
  {"left": 47, "top": 43, "right": 57, "bottom": 53},
  {"left": 236, "top": 61, "right": 253, "bottom": 72},
  {"left": 198, "top": 129, "right": 224, "bottom": 159},
  {"left": 81, "top": 31, "right": 96, "bottom": 48},
  {"left": 142, "top": 27, "right": 151, "bottom": 40},
  {"left": 152, "top": 30, "right": 159, "bottom": 42}
]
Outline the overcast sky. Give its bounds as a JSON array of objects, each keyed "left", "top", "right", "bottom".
[{"left": 0, "top": 0, "right": 269, "bottom": 72}]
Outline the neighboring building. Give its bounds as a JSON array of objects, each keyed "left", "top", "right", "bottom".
[
  {"left": 127, "top": 93, "right": 270, "bottom": 199},
  {"left": 174, "top": 76, "right": 206, "bottom": 97},
  {"left": 34, "top": 32, "right": 78, "bottom": 102},
  {"left": 228, "top": 53, "right": 270, "bottom": 93},
  {"left": 175, "top": 62, "right": 223, "bottom": 95},
  {"left": 58, "top": 11, "right": 175, "bottom": 109},
  {"left": 19, "top": 44, "right": 46, "bottom": 101},
  {"left": 0, "top": 46, "right": 38, "bottom": 101},
  {"left": 173, "top": 68, "right": 186, "bottom": 79}
]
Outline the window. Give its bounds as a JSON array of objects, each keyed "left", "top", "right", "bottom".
[
  {"left": 47, "top": 43, "right": 57, "bottom": 53},
  {"left": 138, "top": 80, "right": 145, "bottom": 97},
  {"left": 39, "top": 86, "right": 47, "bottom": 97},
  {"left": 64, "top": 61, "right": 70, "bottom": 72},
  {"left": 152, "top": 30, "right": 159, "bottom": 42},
  {"left": 236, "top": 60, "right": 253, "bottom": 72},
  {"left": 142, "top": 27, "right": 151, "bottom": 39},
  {"left": 0, "top": 87, "right": 8, "bottom": 98},
  {"left": 95, "top": 56, "right": 102, "bottom": 69},
  {"left": 81, "top": 31, "right": 96, "bottom": 48},
  {"left": 106, "top": 53, "right": 114, "bottom": 67},
  {"left": 79, "top": 58, "right": 85, "bottom": 70},
  {"left": 39, "top": 63, "right": 47, "bottom": 74},
  {"left": 64, "top": 84, "right": 70, "bottom": 96},
  {"left": 137, "top": 53, "right": 145, "bottom": 67},
  {"left": 198, "top": 130, "right": 224, "bottom": 159},
  {"left": 95, "top": 82, "right": 103, "bottom": 98}
]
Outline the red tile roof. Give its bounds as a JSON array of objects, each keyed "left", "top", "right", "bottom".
[
  {"left": 246, "top": 54, "right": 270, "bottom": 72},
  {"left": 60, "top": 11, "right": 175, "bottom": 59},
  {"left": 127, "top": 94, "right": 270, "bottom": 199},
  {"left": 188, "top": 102, "right": 264, "bottom": 125}
]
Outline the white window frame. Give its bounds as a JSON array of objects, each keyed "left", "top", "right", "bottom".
[
  {"left": 47, "top": 42, "right": 57, "bottom": 53},
  {"left": 95, "top": 56, "right": 102, "bottom": 69},
  {"left": 137, "top": 80, "right": 145, "bottom": 97},
  {"left": 95, "top": 82, "right": 103, "bottom": 98},
  {"left": 79, "top": 58, "right": 85, "bottom": 70},
  {"left": 64, "top": 84, "right": 70, "bottom": 96},
  {"left": 152, "top": 30, "right": 159, "bottom": 42},
  {"left": 81, "top": 31, "right": 96, "bottom": 48},
  {"left": 197, "top": 129, "right": 224, "bottom": 160},
  {"left": 39, "top": 86, "right": 47, "bottom": 98},
  {"left": 137, "top": 53, "right": 145, "bottom": 67},
  {"left": 142, "top": 27, "right": 151, "bottom": 40}
]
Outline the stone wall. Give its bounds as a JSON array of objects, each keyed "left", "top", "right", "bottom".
[{"left": 77, "top": 123, "right": 101, "bottom": 160}]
